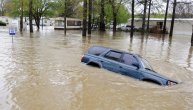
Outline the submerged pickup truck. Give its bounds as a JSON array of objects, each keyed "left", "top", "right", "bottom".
[{"left": 81, "top": 46, "right": 178, "bottom": 86}]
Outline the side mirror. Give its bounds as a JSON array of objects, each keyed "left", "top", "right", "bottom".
[{"left": 132, "top": 63, "right": 140, "bottom": 69}]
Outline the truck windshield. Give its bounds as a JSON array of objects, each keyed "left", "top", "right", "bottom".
[{"left": 141, "top": 58, "right": 153, "bottom": 70}]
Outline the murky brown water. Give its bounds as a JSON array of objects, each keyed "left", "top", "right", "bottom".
[{"left": 0, "top": 27, "right": 193, "bottom": 110}]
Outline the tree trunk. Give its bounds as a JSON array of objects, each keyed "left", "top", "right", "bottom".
[
  {"left": 130, "top": 0, "right": 134, "bottom": 38},
  {"left": 99, "top": 0, "right": 105, "bottom": 31},
  {"left": 163, "top": 0, "right": 169, "bottom": 34},
  {"left": 36, "top": 17, "right": 41, "bottom": 31},
  {"left": 113, "top": 13, "right": 117, "bottom": 32},
  {"left": 34, "top": 17, "right": 40, "bottom": 31},
  {"left": 169, "top": 0, "right": 177, "bottom": 37},
  {"left": 20, "top": 0, "right": 23, "bottom": 32},
  {"left": 88, "top": 0, "right": 92, "bottom": 35},
  {"left": 147, "top": 0, "right": 151, "bottom": 32},
  {"left": 29, "top": 0, "right": 33, "bottom": 33},
  {"left": 142, "top": 0, "right": 147, "bottom": 33},
  {"left": 82, "top": 0, "right": 87, "bottom": 37},
  {"left": 64, "top": 0, "right": 67, "bottom": 35}
]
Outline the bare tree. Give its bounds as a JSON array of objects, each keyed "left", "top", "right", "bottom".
[{"left": 176, "top": 2, "right": 193, "bottom": 18}]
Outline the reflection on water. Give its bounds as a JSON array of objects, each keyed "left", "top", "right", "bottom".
[
  {"left": 0, "top": 29, "right": 193, "bottom": 110},
  {"left": 187, "top": 46, "right": 193, "bottom": 68}
]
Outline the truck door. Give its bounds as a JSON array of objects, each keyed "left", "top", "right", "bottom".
[
  {"left": 119, "top": 54, "right": 141, "bottom": 79},
  {"left": 101, "top": 50, "right": 122, "bottom": 73}
]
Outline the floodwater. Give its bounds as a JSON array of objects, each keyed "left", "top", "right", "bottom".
[{"left": 0, "top": 27, "right": 193, "bottom": 110}]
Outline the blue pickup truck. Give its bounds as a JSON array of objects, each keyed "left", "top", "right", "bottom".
[{"left": 81, "top": 46, "right": 178, "bottom": 86}]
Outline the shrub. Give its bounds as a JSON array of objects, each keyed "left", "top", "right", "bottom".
[{"left": 0, "top": 21, "right": 6, "bottom": 26}]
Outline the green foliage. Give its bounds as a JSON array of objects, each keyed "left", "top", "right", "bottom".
[
  {"left": 150, "top": 13, "right": 165, "bottom": 18},
  {"left": 52, "top": 0, "right": 82, "bottom": 18},
  {"left": 105, "top": 4, "right": 129, "bottom": 25},
  {"left": 5, "top": 0, "right": 29, "bottom": 17},
  {"left": 116, "top": 5, "right": 130, "bottom": 24}
]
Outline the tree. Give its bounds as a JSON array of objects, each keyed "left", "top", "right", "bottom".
[
  {"left": 109, "top": 0, "right": 128, "bottom": 32},
  {"left": 163, "top": 0, "right": 169, "bottom": 34},
  {"left": 88, "top": 0, "right": 92, "bottom": 35},
  {"left": 175, "top": 2, "right": 193, "bottom": 18},
  {"left": 55, "top": 0, "right": 82, "bottom": 18},
  {"left": 105, "top": 3, "right": 129, "bottom": 25},
  {"left": 99, "top": 0, "right": 105, "bottom": 31},
  {"left": 4, "top": 0, "right": 28, "bottom": 32},
  {"left": 146, "top": 0, "right": 152, "bottom": 32},
  {"left": 20, "top": 0, "right": 24, "bottom": 32},
  {"left": 0, "top": 0, "right": 6, "bottom": 16},
  {"left": 29, "top": 0, "right": 33, "bottom": 33},
  {"left": 82, "top": 0, "right": 87, "bottom": 37},
  {"left": 32, "top": 0, "right": 50, "bottom": 31},
  {"left": 141, "top": 0, "right": 147, "bottom": 33},
  {"left": 64, "top": 0, "right": 67, "bottom": 35},
  {"left": 130, "top": 0, "right": 134, "bottom": 38},
  {"left": 169, "top": 0, "right": 177, "bottom": 37}
]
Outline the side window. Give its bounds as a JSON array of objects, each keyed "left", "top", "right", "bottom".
[
  {"left": 122, "top": 54, "right": 138, "bottom": 66},
  {"left": 104, "top": 51, "right": 122, "bottom": 62}
]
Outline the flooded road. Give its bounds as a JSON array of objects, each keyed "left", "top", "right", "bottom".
[{"left": 0, "top": 28, "right": 193, "bottom": 110}]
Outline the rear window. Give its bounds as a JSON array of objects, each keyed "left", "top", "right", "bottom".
[{"left": 87, "top": 46, "right": 107, "bottom": 56}]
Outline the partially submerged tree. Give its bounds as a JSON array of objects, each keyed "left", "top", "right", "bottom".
[
  {"left": 169, "top": 0, "right": 177, "bottom": 37},
  {"left": 109, "top": 0, "right": 128, "bottom": 32},
  {"left": 29, "top": 0, "right": 33, "bottom": 33},
  {"left": 99, "top": 0, "right": 105, "bottom": 31},
  {"left": 32, "top": 0, "right": 50, "bottom": 31},
  {"left": 20, "top": 0, "right": 24, "bottom": 32},
  {"left": 130, "top": 0, "right": 134, "bottom": 38},
  {"left": 82, "top": 0, "right": 87, "bottom": 37},
  {"left": 88, "top": 0, "right": 92, "bottom": 35},
  {"left": 0, "top": 0, "right": 6, "bottom": 16},
  {"left": 146, "top": 0, "right": 152, "bottom": 32},
  {"left": 163, "top": 0, "right": 169, "bottom": 34},
  {"left": 141, "top": 0, "right": 147, "bottom": 33}
]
